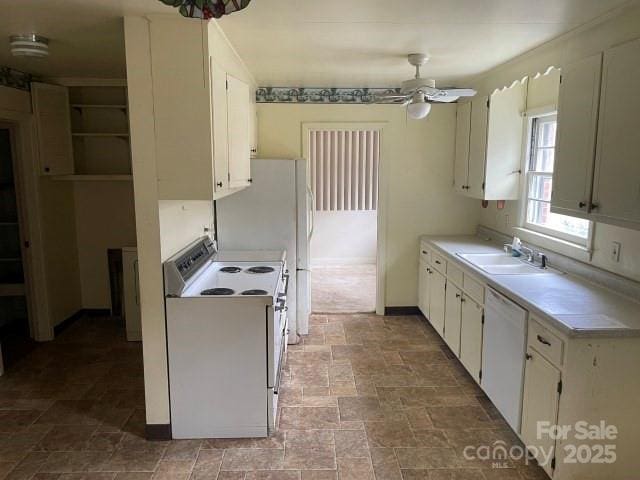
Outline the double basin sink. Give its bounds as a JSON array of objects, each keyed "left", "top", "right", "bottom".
[{"left": 457, "top": 253, "right": 554, "bottom": 275}]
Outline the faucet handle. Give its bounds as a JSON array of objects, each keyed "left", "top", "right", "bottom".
[
  {"left": 536, "top": 252, "right": 548, "bottom": 269},
  {"left": 503, "top": 243, "right": 513, "bottom": 255}
]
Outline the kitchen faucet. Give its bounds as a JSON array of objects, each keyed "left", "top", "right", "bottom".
[{"left": 520, "top": 246, "right": 534, "bottom": 263}]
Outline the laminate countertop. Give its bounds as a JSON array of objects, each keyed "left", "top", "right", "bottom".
[{"left": 420, "top": 235, "right": 640, "bottom": 338}]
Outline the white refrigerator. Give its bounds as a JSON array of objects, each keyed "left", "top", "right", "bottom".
[{"left": 215, "top": 158, "right": 313, "bottom": 339}]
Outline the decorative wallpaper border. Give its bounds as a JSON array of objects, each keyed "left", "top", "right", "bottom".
[
  {"left": 0, "top": 67, "right": 34, "bottom": 91},
  {"left": 256, "top": 87, "right": 401, "bottom": 104}
]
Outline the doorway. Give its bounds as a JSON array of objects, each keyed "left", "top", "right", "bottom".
[
  {"left": 305, "top": 127, "right": 380, "bottom": 314},
  {"left": 0, "top": 127, "right": 35, "bottom": 372}
]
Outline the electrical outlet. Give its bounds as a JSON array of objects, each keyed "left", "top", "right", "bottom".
[{"left": 611, "top": 241, "right": 621, "bottom": 262}]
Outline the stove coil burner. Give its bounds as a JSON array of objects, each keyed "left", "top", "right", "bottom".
[
  {"left": 201, "top": 288, "right": 235, "bottom": 296},
  {"left": 241, "top": 289, "right": 268, "bottom": 296},
  {"left": 246, "top": 266, "right": 275, "bottom": 274},
  {"left": 219, "top": 266, "right": 242, "bottom": 273}
]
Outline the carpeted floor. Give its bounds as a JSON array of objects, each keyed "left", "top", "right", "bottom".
[{"left": 311, "top": 265, "right": 377, "bottom": 313}]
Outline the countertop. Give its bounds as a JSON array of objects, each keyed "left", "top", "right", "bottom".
[{"left": 420, "top": 235, "right": 640, "bottom": 338}]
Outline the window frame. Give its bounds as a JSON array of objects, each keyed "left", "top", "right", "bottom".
[{"left": 519, "top": 108, "right": 593, "bottom": 248}]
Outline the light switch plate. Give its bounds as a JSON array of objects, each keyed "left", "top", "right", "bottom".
[{"left": 611, "top": 241, "right": 621, "bottom": 262}]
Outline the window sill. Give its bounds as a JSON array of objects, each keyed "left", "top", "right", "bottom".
[{"left": 513, "top": 227, "right": 592, "bottom": 262}]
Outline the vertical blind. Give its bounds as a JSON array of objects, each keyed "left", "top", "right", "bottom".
[{"left": 309, "top": 129, "right": 380, "bottom": 211}]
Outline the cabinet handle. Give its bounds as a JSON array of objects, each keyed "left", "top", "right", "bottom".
[
  {"left": 525, "top": 353, "right": 532, "bottom": 360},
  {"left": 248, "top": 178, "right": 253, "bottom": 183},
  {"left": 590, "top": 202, "right": 599, "bottom": 211},
  {"left": 460, "top": 297, "right": 466, "bottom": 303},
  {"left": 44, "top": 166, "right": 50, "bottom": 173},
  {"left": 455, "top": 293, "right": 461, "bottom": 298},
  {"left": 216, "top": 181, "right": 223, "bottom": 187},
  {"left": 536, "top": 334, "right": 551, "bottom": 346},
  {"left": 578, "top": 201, "right": 586, "bottom": 208},
  {"left": 435, "top": 260, "right": 441, "bottom": 265},
  {"left": 422, "top": 250, "right": 427, "bottom": 254}
]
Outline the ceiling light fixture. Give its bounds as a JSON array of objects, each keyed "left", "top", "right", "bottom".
[
  {"left": 407, "top": 92, "right": 432, "bottom": 119},
  {"left": 10, "top": 34, "right": 49, "bottom": 58}
]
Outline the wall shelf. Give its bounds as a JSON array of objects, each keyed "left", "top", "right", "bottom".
[
  {"left": 72, "top": 133, "right": 129, "bottom": 138},
  {"left": 0, "top": 283, "right": 25, "bottom": 297},
  {"left": 51, "top": 174, "right": 133, "bottom": 182}
]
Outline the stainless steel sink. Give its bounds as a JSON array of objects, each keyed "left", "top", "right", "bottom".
[{"left": 457, "top": 253, "right": 554, "bottom": 275}]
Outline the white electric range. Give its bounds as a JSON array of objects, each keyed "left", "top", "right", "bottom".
[{"left": 164, "top": 236, "right": 288, "bottom": 438}]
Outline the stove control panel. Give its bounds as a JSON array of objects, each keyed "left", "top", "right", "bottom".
[{"left": 164, "top": 236, "right": 216, "bottom": 297}]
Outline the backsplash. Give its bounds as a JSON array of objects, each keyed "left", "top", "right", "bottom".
[{"left": 477, "top": 225, "right": 640, "bottom": 303}]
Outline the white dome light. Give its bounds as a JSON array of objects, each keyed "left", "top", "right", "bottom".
[
  {"left": 407, "top": 93, "right": 432, "bottom": 119},
  {"left": 10, "top": 34, "right": 49, "bottom": 58}
]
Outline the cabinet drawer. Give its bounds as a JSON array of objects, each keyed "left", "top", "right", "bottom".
[
  {"left": 419, "top": 244, "right": 431, "bottom": 264},
  {"left": 447, "top": 263, "right": 464, "bottom": 287},
  {"left": 528, "top": 319, "right": 564, "bottom": 367},
  {"left": 431, "top": 252, "right": 447, "bottom": 274},
  {"left": 463, "top": 274, "right": 484, "bottom": 304}
]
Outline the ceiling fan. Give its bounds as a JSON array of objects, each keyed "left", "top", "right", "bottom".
[{"left": 377, "top": 53, "right": 477, "bottom": 119}]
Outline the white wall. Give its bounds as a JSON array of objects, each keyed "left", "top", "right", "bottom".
[
  {"left": 257, "top": 103, "right": 480, "bottom": 306},
  {"left": 471, "top": 3, "right": 640, "bottom": 282},
  {"left": 158, "top": 200, "right": 214, "bottom": 260},
  {"left": 311, "top": 210, "right": 376, "bottom": 266}
]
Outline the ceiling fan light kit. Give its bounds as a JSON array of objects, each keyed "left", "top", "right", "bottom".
[
  {"left": 10, "top": 34, "right": 49, "bottom": 57},
  {"left": 376, "top": 53, "right": 477, "bottom": 120}
]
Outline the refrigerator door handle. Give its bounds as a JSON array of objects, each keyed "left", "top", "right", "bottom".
[{"left": 307, "top": 186, "right": 315, "bottom": 239}]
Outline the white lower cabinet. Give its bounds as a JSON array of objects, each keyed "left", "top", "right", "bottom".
[
  {"left": 521, "top": 348, "right": 561, "bottom": 478},
  {"left": 444, "top": 283, "right": 462, "bottom": 355},
  {"left": 418, "top": 260, "right": 430, "bottom": 318},
  {"left": 429, "top": 270, "right": 446, "bottom": 337},
  {"left": 459, "top": 294, "right": 484, "bottom": 383}
]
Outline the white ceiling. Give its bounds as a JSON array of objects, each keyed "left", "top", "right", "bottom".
[{"left": 0, "top": 0, "right": 631, "bottom": 85}]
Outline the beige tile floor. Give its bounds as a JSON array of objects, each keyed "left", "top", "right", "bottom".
[
  {"left": 0, "top": 314, "right": 547, "bottom": 480},
  {"left": 311, "top": 266, "right": 376, "bottom": 313}
]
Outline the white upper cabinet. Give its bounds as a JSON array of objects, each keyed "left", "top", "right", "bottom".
[
  {"left": 455, "top": 80, "right": 526, "bottom": 200},
  {"left": 31, "top": 82, "right": 74, "bottom": 175},
  {"left": 551, "top": 53, "right": 602, "bottom": 217},
  {"left": 453, "top": 102, "right": 471, "bottom": 194},
  {"left": 591, "top": 38, "right": 640, "bottom": 227},
  {"left": 226, "top": 74, "right": 251, "bottom": 188},
  {"left": 550, "top": 38, "right": 640, "bottom": 230},
  {"left": 146, "top": 17, "right": 255, "bottom": 201}
]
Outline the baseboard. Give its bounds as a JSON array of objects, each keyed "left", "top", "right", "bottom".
[
  {"left": 384, "top": 306, "right": 421, "bottom": 316},
  {"left": 146, "top": 423, "right": 172, "bottom": 440},
  {"left": 53, "top": 309, "right": 112, "bottom": 336}
]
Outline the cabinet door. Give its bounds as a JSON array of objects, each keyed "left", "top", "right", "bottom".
[
  {"left": 460, "top": 295, "right": 483, "bottom": 383},
  {"left": 31, "top": 82, "right": 74, "bottom": 175},
  {"left": 467, "top": 96, "right": 488, "bottom": 198},
  {"left": 453, "top": 102, "right": 471, "bottom": 194},
  {"left": 249, "top": 99, "right": 258, "bottom": 158},
  {"left": 591, "top": 38, "right": 640, "bottom": 227},
  {"left": 226, "top": 74, "right": 251, "bottom": 188},
  {"left": 521, "top": 349, "right": 561, "bottom": 477},
  {"left": 484, "top": 80, "right": 526, "bottom": 200},
  {"left": 551, "top": 53, "right": 602, "bottom": 217},
  {"left": 444, "top": 283, "right": 462, "bottom": 356},
  {"left": 210, "top": 59, "right": 229, "bottom": 193},
  {"left": 418, "top": 261, "right": 430, "bottom": 318},
  {"left": 428, "top": 270, "right": 446, "bottom": 336}
]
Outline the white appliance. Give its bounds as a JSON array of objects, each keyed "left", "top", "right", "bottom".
[
  {"left": 164, "top": 237, "right": 288, "bottom": 438},
  {"left": 482, "top": 287, "right": 528, "bottom": 432},
  {"left": 216, "top": 158, "right": 313, "bottom": 340}
]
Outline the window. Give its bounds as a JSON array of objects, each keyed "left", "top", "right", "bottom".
[
  {"left": 308, "top": 129, "right": 379, "bottom": 211},
  {"left": 523, "top": 114, "right": 590, "bottom": 245}
]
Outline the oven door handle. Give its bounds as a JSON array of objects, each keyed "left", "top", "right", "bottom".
[
  {"left": 280, "top": 271, "right": 290, "bottom": 297},
  {"left": 273, "top": 336, "right": 286, "bottom": 394}
]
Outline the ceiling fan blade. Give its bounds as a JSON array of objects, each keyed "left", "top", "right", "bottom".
[
  {"left": 439, "top": 88, "right": 477, "bottom": 97},
  {"left": 428, "top": 95, "right": 459, "bottom": 103}
]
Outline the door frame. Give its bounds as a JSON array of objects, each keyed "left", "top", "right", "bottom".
[
  {"left": 0, "top": 113, "right": 52, "bottom": 341},
  {"left": 301, "top": 121, "right": 387, "bottom": 315}
]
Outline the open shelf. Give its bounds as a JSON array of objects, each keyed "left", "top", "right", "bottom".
[
  {"left": 0, "top": 283, "right": 25, "bottom": 297},
  {"left": 52, "top": 174, "right": 133, "bottom": 182},
  {"left": 72, "top": 133, "right": 129, "bottom": 138},
  {"left": 71, "top": 104, "right": 127, "bottom": 110}
]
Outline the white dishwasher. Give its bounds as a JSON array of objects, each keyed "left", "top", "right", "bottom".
[{"left": 482, "top": 287, "right": 528, "bottom": 432}]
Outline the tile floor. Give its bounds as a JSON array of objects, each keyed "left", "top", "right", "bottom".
[
  {"left": 0, "top": 314, "right": 547, "bottom": 480},
  {"left": 311, "top": 266, "right": 376, "bottom": 313}
]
